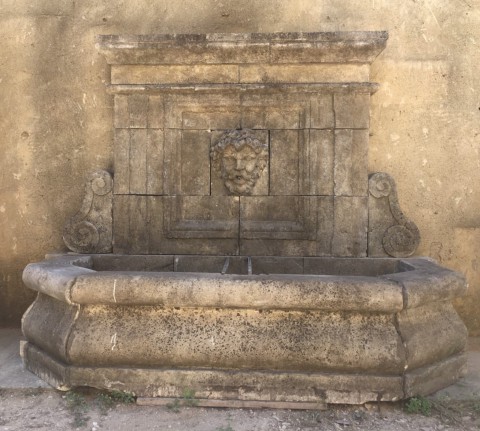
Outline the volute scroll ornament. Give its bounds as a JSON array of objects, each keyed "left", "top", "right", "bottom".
[
  {"left": 63, "top": 170, "right": 113, "bottom": 254},
  {"left": 368, "top": 172, "right": 420, "bottom": 258}
]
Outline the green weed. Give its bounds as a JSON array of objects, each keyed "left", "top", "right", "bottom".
[
  {"left": 94, "top": 390, "right": 135, "bottom": 414},
  {"left": 65, "top": 391, "right": 90, "bottom": 427},
  {"left": 405, "top": 396, "right": 433, "bottom": 416},
  {"left": 166, "top": 388, "right": 199, "bottom": 412}
]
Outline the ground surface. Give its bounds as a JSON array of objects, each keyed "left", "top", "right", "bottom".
[{"left": 1, "top": 388, "right": 480, "bottom": 431}]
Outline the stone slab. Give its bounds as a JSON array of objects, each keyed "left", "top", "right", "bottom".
[
  {"left": 112, "top": 64, "right": 239, "bottom": 85},
  {"left": 332, "top": 197, "right": 368, "bottom": 257},
  {"left": 3, "top": 330, "right": 479, "bottom": 404},
  {"left": 113, "top": 195, "right": 240, "bottom": 255},
  {"left": 22, "top": 342, "right": 404, "bottom": 404},
  {"left": 97, "top": 32, "right": 389, "bottom": 65},
  {"left": 334, "top": 129, "right": 369, "bottom": 196},
  {"left": 239, "top": 64, "right": 369, "bottom": 83},
  {"left": 396, "top": 302, "right": 468, "bottom": 370}
]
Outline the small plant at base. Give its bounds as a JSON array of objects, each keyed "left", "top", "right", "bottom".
[
  {"left": 182, "top": 388, "right": 199, "bottom": 407},
  {"left": 95, "top": 390, "right": 135, "bottom": 414},
  {"left": 405, "top": 396, "right": 433, "bottom": 416},
  {"left": 65, "top": 390, "right": 90, "bottom": 427}
]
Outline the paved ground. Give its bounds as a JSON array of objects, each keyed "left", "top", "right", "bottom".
[{"left": 1, "top": 328, "right": 480, "bottom": 430}]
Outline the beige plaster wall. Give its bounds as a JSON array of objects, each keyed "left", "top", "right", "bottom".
[{"left": 1, "top": 0, "right": 479, "bottom": 331}]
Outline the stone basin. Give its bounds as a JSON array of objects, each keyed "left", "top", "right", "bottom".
[{"left": 21, "top": 254, "right": 467, "bottom": 405}]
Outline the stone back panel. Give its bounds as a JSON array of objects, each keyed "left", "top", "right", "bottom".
[{"left": 97, "top": 32, "right": 387, "bottom": 257}]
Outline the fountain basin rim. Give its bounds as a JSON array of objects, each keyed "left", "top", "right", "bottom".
[{"left": 23, "top": 254, "right": 466, "bottom": 313}]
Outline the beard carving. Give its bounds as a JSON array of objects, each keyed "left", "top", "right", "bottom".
[{"left": 211, "top": 130, "right": 268, "bottom": 195}]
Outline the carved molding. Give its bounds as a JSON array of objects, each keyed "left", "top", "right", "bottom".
[
  {"left": 211, "top": 129, "right": 268, "bottom": 196},
  {"left": 63, "top": 170, "right": 113, "bottom": 253},
  {"left": 368, "top": 172, "right": 420, "bottom": 257}
]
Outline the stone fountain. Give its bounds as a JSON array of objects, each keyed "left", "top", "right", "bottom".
[{"left": 21, "top": 32, "right": 468, "bottom": 407}]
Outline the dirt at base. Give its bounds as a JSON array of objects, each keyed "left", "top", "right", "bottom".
[{"left": 0, "top": 388, "right": 479, "bottom": 431}]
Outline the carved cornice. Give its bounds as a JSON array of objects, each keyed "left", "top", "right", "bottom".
[{"left": 96, "top": 32, "right": 388, "bottom": 65}]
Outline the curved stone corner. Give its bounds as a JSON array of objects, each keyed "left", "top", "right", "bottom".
[
  {"left": 63, "top": 170, "right": 113, "bottom": 253},
  {"left": 368, "top": 172, "right": 420, "bottom": 257}
]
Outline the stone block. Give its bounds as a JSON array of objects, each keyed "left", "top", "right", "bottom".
[
  {"left": 310, "top": 93, "right": 334, "bottom": 129},
  {"left": 334, "top": 129, "right": 369, "bottom": 196},
  {"left": 114, "top": 129, "right": 165, "bottom": 195},
  {"left": 239, "top": 64, "right": 369, "bottom": 84},
  {"left": 240, "top": 196, "right": 317, "bottom": 241},
  {"left": 251, "top": 257, "right": 304, "bottom": 275},
  {"left": 397, "top": 302, "right": 468, "bottom": 370},
  {"left": 332, "top": 197, "right": 368, "bottom": 257},
  {"left": 164, "top": 93, "right": 241, "bottom": 129},
  {"left": 91, "top": 254, "right": 174, "bottom": 272},
  {"left": 128, "top": 94, "right": 149, "bottom": 128},
  {"left": 21, "top": 293, "right": 77, "bottom": 364},
  {"left": 317, "top": 196, "right": 334, "bottom": 255},
  {"left": 334, "top": 93, "right": 370, "bottom": 129},
  {"left": 303, "top": 257, "right": 398, "bottom": 276},
  {"left": 387, "top": 258, "right": 467, "bottom": 309},
  {"left": 179, "top": 130, "right": 211, "bottom": 195},
  {"left": 23, "top": 342, "right": 404, "bottom": 402},
  {"left": 38, "top": 302, "right": 405, "bottom": 374},
  {"left": 240, "top": 196, "right": 319, "bottom": 256},
  {"left": 111, "top": 64, "right": 240, "bottom": 85},
  {"left": 113, "top": 129, "right": 130, "bottom": 194},
  {"left": 114, "top": 95, "right": 165, "bottom": 129},
  {"left": 173, "top": 255, "right": 241, "bottom": 274},
  {"left": 97, "top": 32, "right": 388, "bottom": 66},
  {"left": 113, "top": 95, "right": 129, "bottom": 129},
  {"left": 269, "top": 129, "right": 334, "bottom": 197},
  {"left": 113, "top": 195, "right": 239, "bottom": 255},
  {"left": 270, "top": 130, "right": 303, "bottom": 195},
  {"left": 146, "top": 128, "right": 164, "bottom": 195},
  {"left": 306, "top": 129, "right": 334, "bottom": 196},
  {"left": 404, "top": 353, "right": 467, "bottom": 398},
  {"left": 240, "top": 239, "right": 317, "bottom": 257},
  {"left": 147, "top": 95, "right": 165, "bottom": 129},
  {"left": 129, "top": 128, "right": 148, "bottom": 194},
  {"left": 240, "top": 92, "right": 308, "bottom": 129},
  {"left": 162, "top": 129, "right": 182, "bottom": 195},
  {"left": 163, "top": 196, "right": 239, "bottom": 239},
  {"left": 181, "top": 110, "right": 241, "bottom": 130}
]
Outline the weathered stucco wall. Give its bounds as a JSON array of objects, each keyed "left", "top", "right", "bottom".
[{"left": 1, "top": 0, "right": 479, "bottom": 331}]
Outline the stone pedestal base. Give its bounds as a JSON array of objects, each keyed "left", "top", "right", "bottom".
[{"left": 21, "top": 342, "right": 466, "bottom": 406}]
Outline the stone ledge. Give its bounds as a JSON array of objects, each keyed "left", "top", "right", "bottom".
[
  {"left": 22, "top": 341, "right": 469, "bottom": 404},
  {"left": 22, "top": 254, "right": 466, "bottom": 311},
  {"left": 105, "top": 82, "right": 380, "bottom": 95},
  {"left": 96, "top": 32, "right": 388, "bottom": 65},
  {"left": 22, "top": 341, "right": 404, "bottom": 404}
]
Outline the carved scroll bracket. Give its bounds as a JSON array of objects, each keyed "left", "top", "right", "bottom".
[
  {"left": 63, "top": 170, "right": 113, "bottom": 253},
  {"left": 368, "top": 172, "right": 420, "bottom": 257}
]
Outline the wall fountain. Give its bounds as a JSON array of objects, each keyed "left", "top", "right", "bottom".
[{"left": 21, "top": 32, "right": 467, "bottom": 407}]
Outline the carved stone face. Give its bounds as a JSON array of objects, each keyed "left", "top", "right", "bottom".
[{"left": 211, "top": 130, "right": 268, "bottom": 195}]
